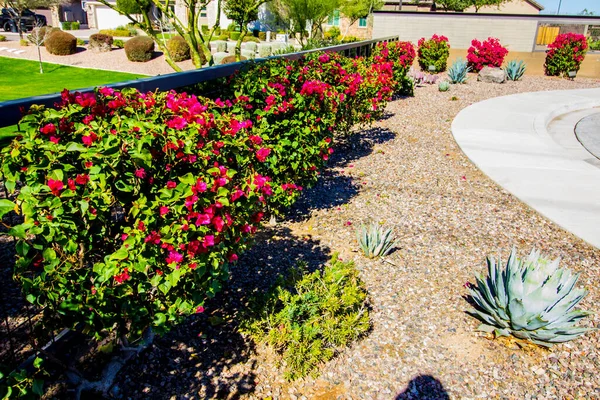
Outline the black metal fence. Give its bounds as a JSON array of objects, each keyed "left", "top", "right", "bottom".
[
  {"left": 0, "top": 35, "right": 398, "bottom": 372},
  {"left": 0, "top": 36, "right": 399, "bottom": 128}
]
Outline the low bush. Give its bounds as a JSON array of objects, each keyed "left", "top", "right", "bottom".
[
  {"left": 230, "top": 31, "right": 240, "bottom": 41},
  {"left": 258, "top": 31, "right": 266, "bottom": 41},
  {"left": 221, "top": 54, "right": 247, "bottom": 64},
  {"left": 45, "top": 31, "right": 77, "bottom": 55},
  {"left": 89, "top": 33, "right": 113, "bottom": 52},
  {"left": 19, "top": 39, "right": 28, "bottom": 46},
  {"left": 99, "top": 29, "right": 133, "bottom": 37},
  {"left": 166, "top": 35, "right": 190, "bottom": 62},
  {"left": 417, "top": 34, "right": 450, "bottom": 72},
  {"left": 373, "top": 40, "right": 415, "bottom": 95},
  {"left": 61, "top": 21, "right": 71, "bottom": 30},
  {"left": 71, "top": 21, "right": 80, "bottom": 30},
  {"left": 467, "top": 37, "right": 508, "bottom": 72},
  {"left": 124, "top": 35, "right": 155, "bottom": 62},
  {"left": 243, "top": 35, "right": 260, "bottom": 43},
  {"left": 0, "top": 35, "right": 6, "bottom": 42},
  {"left": 76, "top": 38, "right": 85, "bottom": 46},
  {"left": 201, "top": 24, "right": 209, "bottom": 34},
  {"left": 545, "top": 33, "right": 588, "bottom": 77},
  {"left": 113, "top": 39, "right": 125, "bottom": 48},
  {"left": 342, "top": 36, "right": 359, "bottom": 43},
  {"left": 241, "top": 255, "right": 370, "bottom": 380},
  {"left": 38, "top": 26, "right": 60, "bottom": 42},
  {"left": 324, "top": 26, "right": 340, "bottom": 40}
]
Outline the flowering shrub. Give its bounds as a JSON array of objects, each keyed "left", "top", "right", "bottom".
[
  {"left": 545, "top": 33, "right": 588, "bottom": 77},
  {"left": 466, "top": 37, "right": 509, "bottom": 72},
  {"left": 417, "top": 34, "right": 450, "bottom": 72},
  {"left": 373, "top": 41, "right": 415, "bottom": 95},
  {"left": 1, "top": 49, "right": 397, "bottom": 342}
]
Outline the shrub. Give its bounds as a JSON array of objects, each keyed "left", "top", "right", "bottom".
[
  {"left": 99, "top": 29, "right": 133, "bottom": 37},
  {"left": 230, "top": 31, "right": 240, "bottom": 41},
  {"left": 201, "top": 24, "right": 209, "bottom": 34},
  {"left": 221, "top": 54, "right": 247, "bottom": 64},
  {"left": 124, "top": 35, "right": 155, "bottom": 62},
  {"left": 76, "top": 38, "right": 85, "bottom": 46},
  {"left": 447, "top": 57, "right": 471, "bottom": 84},
  {"left": 417, "top": 34, "right": 450, "bottom": 72},
  {"left": 373, "top": 41, "right": 415, "bottom": 95},
  {"left": 342, "top": 36, "right": 359, "bottom": 43},
  {"left": 243, "top": 35, "right": 260, "bottom": 43},
  {"left": 116, "top": 0, "right": 151, "bottom": 14},
  {"left": 0, "top": 35, "right": 6, "bottom": 42},
  {"left": 324, "top": 26, "right": 340, "bottom": 40},
  {"left": 38, "top": 26, "right": 60, "bottom": 42},
  {"left": 19, "top": 39, "right": 28, "bottom": 46},
  {"left": 71, "top": 21, "right": 80, "bottom": 30},
  {"left": 227, "top": 22, "right": 239, "bottom": 32},
  {"left": 258, "top": 31, "right": 266, "bottom": 41},
  {"left": 466, "top": 248, "right": 593, "bottom": 347},
  {"left": 45, "top": 31, "right": 77, "bottom": 55},
  {"left": 0, "top": 48, "right": 399, "bottom": 345},
  {"left": 356, "top": 223, "right": 397, "bottom": 258},
  {"left": 241, "top": 255, "right": 370, "bottom": 380},
  {"left": 466, "top": 37, "right": 508, "bottom": 72},
  {"left": 113, "top": 39, "right": 125, "bottom": 48},
  {"left": 504, "top": 60, "right": 526, "bottom": 81},
  {"left": 61, "top": 21, "right": 72, "bottom": 30},
  {"left": 89, "top": 33, "right": 113, "bottom": 52},
  {"left": 544, "top": 33, "right": 588, "bottom": 77},
  {"left": 166, "top": 35, "right": 190, "bottom": 62}
]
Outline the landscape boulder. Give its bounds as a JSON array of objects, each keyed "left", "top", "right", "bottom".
[{"left": 478, "top": 66, "right": 506, "bottom": 84}]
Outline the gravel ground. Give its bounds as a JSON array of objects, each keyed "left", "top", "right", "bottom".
[{"left": 111, "top": 76, "right": 600, "bottom": 399}]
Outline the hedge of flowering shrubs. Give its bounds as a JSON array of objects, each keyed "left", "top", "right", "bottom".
[
  {"left": 417, "top": 34, "right": 450, "bottom": 72},
  {"left": 545, "top": 33, "right": 588, "bottom": 77},
  {"left": 0, "top": 49, "right": 403, "bottom": 342},
  {"left": 373, "top": 41, "right": 415, "bottom": 96},
  {"left": 466, "top": 37, "right": 509, "bottom": 72}
]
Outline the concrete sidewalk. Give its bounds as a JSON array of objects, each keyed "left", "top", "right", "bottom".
[{"left": 452, "top": 88, "right": 600, "bottom": 249}]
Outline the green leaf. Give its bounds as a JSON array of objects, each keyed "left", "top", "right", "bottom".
[
  {"left": 8, "top": 223, "right": 29, "bottom": 239},
  {"left": 66, "top": 142, "right": 88, "bottom": 152},
  {"left": 154, "top": 312, "right": 167, "bottom": 326},
  {"left": 0, "top": 199, "right": 16, "bottom": 219},
  {"left": 33, "top": 356, "right": 43, "bottom": 369},
  {"left": 111, "top": 248, "right": 129, "bottom": 260},
  {"left": 179, "top": 173, "right": 196, "bottom": 185}
]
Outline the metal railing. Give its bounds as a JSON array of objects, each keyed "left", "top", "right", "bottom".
[{"left": 0, "top": 36, "right": 399, "bottom": 128}]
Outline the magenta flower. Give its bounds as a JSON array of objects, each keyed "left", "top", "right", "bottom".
[
  {"left": 256, "top": 148, "right": 271, "bottom": 162},
  {"left": 135, "top": 168, "right": 146, "bottom": 179},
  {"left": 47, "top": 179, "right": 64, "bottom": 196},
  {"left": 167, "top": 181, "right": 177, "bottom": 189},
  {"left": 159, "top": 206, "right": 170, "bottom": 216},
  {"left": 166, "top": 250, "right": 184, "bottom": 264}
]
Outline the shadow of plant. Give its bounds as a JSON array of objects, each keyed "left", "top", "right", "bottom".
[
  {"left": 395, "top": 375, "right": 450, "bottom": 400},
  {"left": 288, "top": 126, "right": 395, "bottom": 221},
  {"left": 114, "top": 226, "right": 330, "bottom": 399}
]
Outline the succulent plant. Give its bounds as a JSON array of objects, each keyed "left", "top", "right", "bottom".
[
  {"left": 409, "top": 68, "right": 438, "bottom": 85},
  {"left": 447, "top": 57, "right": 471, "bottom": 84},
  {"left": 438, "top": 80, "right": 450, "bottom": 92},
  {"left": 505, "top": 60, "right": 526, "bottom": 81},
  {"left": 356, "top": 223, "right": 397, "bottom": 258},
  {"left": 467, "top": 248, "right": 593, "bottom": 347}
]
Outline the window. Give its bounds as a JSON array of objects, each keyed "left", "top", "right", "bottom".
[
  {"left": 327, "top": 9, "right": 340, "bottom": 26},
  {"left": 200, "top": 6, "right": 207, "bottom": 18},
  {"left": 358, "top": 17, "right": 367, "bottom": 28}
]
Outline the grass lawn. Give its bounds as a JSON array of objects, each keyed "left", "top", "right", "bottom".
[{"left": 0, "top": 57, "right": 147, "bottom": 139}]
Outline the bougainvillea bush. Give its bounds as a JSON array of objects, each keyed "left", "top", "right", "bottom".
[
  {"left": 466, "top": 37, "right": 509, "bottom": 72},
  {"left": 544, "top": 33, "right": 588, "bottom": 77},
  {"left": 373, "top": 40, "right": 415, "bottom": 96},
  {"left": 0, "top": 50, "right": 400, "bottom": 342},
  {"left": 417, "top": 34, "right": 450, "bottom": 72}
]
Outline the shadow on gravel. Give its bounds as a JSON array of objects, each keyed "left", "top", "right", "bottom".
[
  {"left": 395, "top": 375, "right": 449, "bottom": 400},
  {"left": 115, "top": 226, "right": 330, "bottom": 399},
  {"left": 288, "top": 126, "right": 395, "bottom": 221}
]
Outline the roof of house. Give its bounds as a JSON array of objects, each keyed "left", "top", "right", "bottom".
[{"left": 384, "top": 1, "right": 545, "bottom": 11}]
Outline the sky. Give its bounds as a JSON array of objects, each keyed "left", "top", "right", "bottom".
[{"left": 536, "top": 0, "right": 600, "bottom": 15}]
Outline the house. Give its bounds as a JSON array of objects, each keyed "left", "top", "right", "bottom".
[
  {"left": 323, "top": 9, "right": 374, "bottom": 40},
  {"left": 83, "top": 1, "right": 137, "bottom": 29},
  {"left": 382, "top": 0, "right": 543, "bottom": 14}
]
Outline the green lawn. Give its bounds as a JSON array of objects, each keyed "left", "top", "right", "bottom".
[{"left": 0, "top": 57, "right": 147, "bottom": 139}]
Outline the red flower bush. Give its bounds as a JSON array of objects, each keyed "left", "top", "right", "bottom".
[
  {"left": 373, "top": 40, "right": 415, "bottom": 95},
  {"left": 417, "top": 34, "right": 450, "bottom": 72},
  {"left": 545, "top": 33, "right": 588, "bottom": 77},
  {"left": 1, "top": 49, "right": 403, "bottom": 341},
  {"left": 467, "top": 37, "right": 509, "bottom": 72}
]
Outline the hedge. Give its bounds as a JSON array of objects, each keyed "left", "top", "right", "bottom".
[{"left": 0, "top": 48, "right": 409, "bottom": 342}]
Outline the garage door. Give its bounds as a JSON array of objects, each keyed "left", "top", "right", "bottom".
[{"left": 95, "top": 5, "right": 132, "bottom": 30}]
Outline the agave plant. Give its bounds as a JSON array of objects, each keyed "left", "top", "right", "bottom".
[
  {"left": 447, "top": 58, "right": 471, "bottom": 84},
  {"left": 438, "top": 80, "right": 450, "bottom": 92},
  {"left": 356, "top": 223, "right": 397, "bottom": 258},
  {"left": 467, "top": 248, "right": 593, "bottom": 347},
  {"left": 505, "top": 60, "right": 526, "bottom": 81}
]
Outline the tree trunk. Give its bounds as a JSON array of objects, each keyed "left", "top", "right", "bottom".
[
  {"left": 235, "top": 27, "right": 247, "bottom": 62},
  {"left": 37, "top": 45, "right": 43, "bottom": 73}
]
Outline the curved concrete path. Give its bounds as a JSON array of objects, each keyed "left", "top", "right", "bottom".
[
  {"left": 576, "top": 112, "right": 600, "bottom": 159},
  {"left": 452, "top": 88, "right": 600, "bottom": 249}
]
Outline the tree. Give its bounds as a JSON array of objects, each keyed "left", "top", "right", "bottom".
[
  {"left": 26, "top": 22, "right": 48, "bottom": 73},
  {"left": 95, "top": 0, "right": 224, "bottom": 71},
  {"left": 223, "top": 0, "right": 267, "bottom": 61},
  {"left": 434, "top": 0, "right": 511, "bottom": 12},
  {"left": 3, "top": 0, "right": 61, "bottom": 39},
  {"left": 273, "top": 0, "right": 339, "bottom": 44},
  {"left": 339, "top": 0, "right": 383, "bottom": 39},
  {"left": 579, "top": 8, "right": 595, "bottom": 16}
]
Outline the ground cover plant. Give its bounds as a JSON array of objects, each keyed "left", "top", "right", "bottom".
[
  {"left": 0, "top": 47, "right": 406, "bottom": 388},
  {"left": 466, "top": 37, "right": 508, "bottom": 72},
  {"left": 417, "top": 34, "right": 450, "bottom": 72},
  {"left": 544, "top": 33, "right": 588, "bottom": 77}
]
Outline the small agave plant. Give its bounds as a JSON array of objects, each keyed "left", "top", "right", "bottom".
[
  {"left": 438, "top": 80, "right": 450, "bottom": 92},
  {"left": 467, "top": 248, "right": 593, "bottom": 347},
  {"left": 356, "top": 223, "right": 397, "bottom": 258}
]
